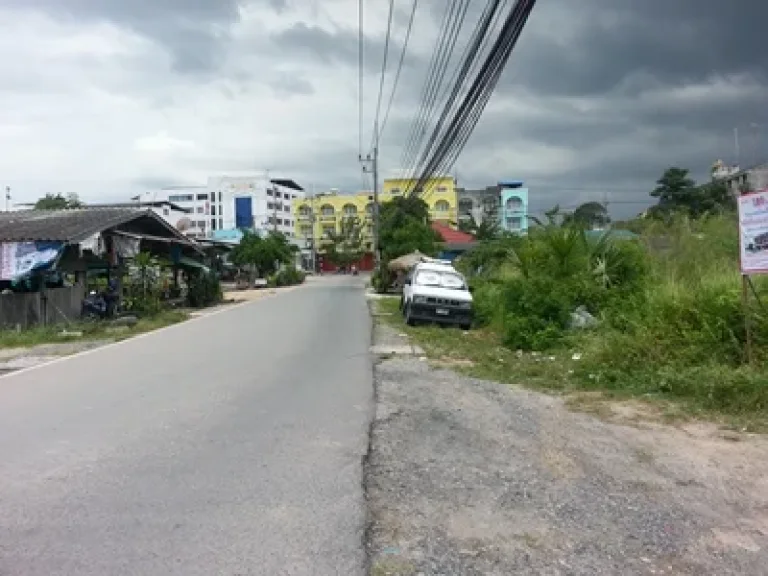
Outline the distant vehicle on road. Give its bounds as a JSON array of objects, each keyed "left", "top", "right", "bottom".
[{"left": 400, "top": 259, "right": 473, "bottom": 330}]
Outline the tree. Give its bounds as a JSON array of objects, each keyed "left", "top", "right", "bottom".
[
  {"left": 651, "top": 167, "right": 696, "bottom": 208},
  {"left": 563, "top": 202, "right": 610, "bottom": 229},
  {"left": 458, "top": 215, "right": 501, "bottom": 240},
  {"left": 229, "top": 231, "right": 296, "bottom": 277},
  {"left": 649, "top": 167, "right": 735, "bottom": 218},
  {"left": 378, "top": 196, "right": 440, "bottom": 261},
  {"left": 34, "top": 192, "right": 83, "bottom": 210},
  {"left": 326, "top": 216, "right": 364, "bottom": 268}
]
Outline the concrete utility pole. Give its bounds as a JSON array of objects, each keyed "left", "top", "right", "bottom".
[
  {"left": 4, "top": 186, "right": 9, "bottom": 212},
  {"left": 360, "top": 121, "right": 380, "bottom": 267}
]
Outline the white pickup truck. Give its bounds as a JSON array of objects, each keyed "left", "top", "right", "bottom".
[{"left": 399, "top": 259, "right": 473, "bottom": 330}]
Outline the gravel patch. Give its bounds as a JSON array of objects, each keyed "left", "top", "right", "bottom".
[
  {"left": 0, "top": 340, "right": 113, "bottom": 374},
  {"left": 365, "top": 323, "right": 768, "bottom": 575}
]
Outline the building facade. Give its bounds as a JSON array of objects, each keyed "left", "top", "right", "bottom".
[
  {"left": 712, "top": 160, "right": 768, "bottom": 195},
  {"left": 457, "top": 185, "right": 501, "bottom": 225},
  {"left": 139, "top": 175, "right": 304, "bottom": 240},
  {"left": 292, "top": 176, "right": 458, "bottom": 271},
  {"left": 498, "top": 181, "right": 529, "bottom": 234}
]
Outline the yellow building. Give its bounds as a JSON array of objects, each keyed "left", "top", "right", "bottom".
[
  {"left": 380, "top": 175, "right": 458, "bottom": 222},
  {"left": 292, "top": 176, "right": 458, "bottom": 250}
]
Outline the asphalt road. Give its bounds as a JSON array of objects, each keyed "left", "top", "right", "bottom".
[{"left": 0, "top": 276, "right": 373, "bottom": 576}]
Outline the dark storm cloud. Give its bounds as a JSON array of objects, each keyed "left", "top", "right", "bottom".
[
  {"left": 5, "top": 0, "right": 266, "bottom": 73},
  {"left": 506, "top": 0, "right": 768, "bottom": 98},
  {"left": 269, "top": 22, "right": 424, "bottom": 76}
]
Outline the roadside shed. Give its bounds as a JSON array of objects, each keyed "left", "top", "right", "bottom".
[{"left": 0, "top": 207, "right": 201, "bottom": 328}]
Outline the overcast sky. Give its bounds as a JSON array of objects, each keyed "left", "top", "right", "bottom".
[{"left": 1, "top": 0, "right": 765, "bottom": 217}]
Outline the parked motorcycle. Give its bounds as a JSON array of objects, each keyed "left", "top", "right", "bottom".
[
  {"left": 81, "top": 290, "right": 108, "bottom": 321},
  {"left": 81, "top": 280, "right": 121, "bottom": 320}
]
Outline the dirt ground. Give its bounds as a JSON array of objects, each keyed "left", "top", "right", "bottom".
[{"left": 365, "top": 322, "right": 768, "bottom": 575}]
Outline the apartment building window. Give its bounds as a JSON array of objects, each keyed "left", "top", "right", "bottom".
[
  {"left": 507, "top": 216, "right": 522, "bottom": 230},
  {"left": 434, "top": 199, "right": 450, "bottom": 212},
  {"left": 211, "top": 205, "right": 216, "bottom": 216},
  {"left": 343, "top": 203, "right": 357, "bottom": 216},
  {"left": 321, "top": 204, "right": 335, "bottom": 216},
  {"left": 322, "top": 225, "right": 335, "bottom": 237},
  {"left": 163, "top": 208, "right": 169, "bottom": 216},
  {"left": 284, "top": 205, "right": 290, "bottom": 212},
  {"left": 218, "top": 191, "right": 222, "bottom": 203},
  {"left": 211, "top": 218, "right": 217, "bottom": 230},
  {"left": 437, "top": 186, "right": 448, "bottom": 193},
  {"left": 218, "top": 218, "right": 223, "bottom": 229},
  {"left": 196, "top": 206, "right": 204, "bottom": 214},
  {"left": 196, "top": 193, "right": 207, "bottom": 201},
  {"left": 267, "top": 189, "right": 273, "bottom": 196},
  {"left": 390, "top": 188, "right": 401, "bottom": 194},
  {"left": 210, "top": 192, "right": 215, "bottom": 202},
  {"left": 301, "top": 225, "right": 312, "bottom": 237},
  {"left": 298, "top": 205, "right": 312, "bottom": 216},
  {"left": 197, "top": 220, "right": 206, "bottom": 229},
  {"left": 365, "top": 203, "right": 374, "bottom": 214},
  {"left": 276, "top": 218, "right": 283, "bottom": 225},
  {"left": 267, "top": 202, "right": 274, "bottom": 210},
  {"left": 505, "top": 196, "right": 523, "bottom": 212},
  {"left": 168, "top": 194, "right": 194, "bottom": 202}
]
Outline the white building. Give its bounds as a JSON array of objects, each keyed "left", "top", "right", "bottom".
[{"left": 137, "top": 175, "right": 305, "bottom": 240}]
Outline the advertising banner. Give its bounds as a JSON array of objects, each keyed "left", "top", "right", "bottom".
[
  {"left": 0, "top": 241, "right": 63, "bottom": 280},
  {"left": 738, "top": 190, "right": 768, "bottom": 274}
]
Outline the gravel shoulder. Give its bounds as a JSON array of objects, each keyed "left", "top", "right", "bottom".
[{"left": 365, "top": 320, "right": 768, "bottom": 575}]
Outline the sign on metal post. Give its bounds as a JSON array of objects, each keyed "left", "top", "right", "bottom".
[
  {"left": 737, "top": 189, "right": 768, "bottom": 363},
  {"left": 738, "top": 190, "right": 768, "bottom": 275}
]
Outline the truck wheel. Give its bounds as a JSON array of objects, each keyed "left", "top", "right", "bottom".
[
  {"left": 405, "top": 304, "right": 416, "bottom": 326},
  {"left": 460, "top": 323, "right": 471, "bottom": 331}
]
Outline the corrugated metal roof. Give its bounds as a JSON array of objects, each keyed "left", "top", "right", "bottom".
[{"left": 0, "top": 207, "right": 158, "bottom": 243}]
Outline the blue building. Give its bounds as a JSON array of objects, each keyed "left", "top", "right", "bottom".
[{"left": 498, "top": 181, "right": 529, "bottom": 234}]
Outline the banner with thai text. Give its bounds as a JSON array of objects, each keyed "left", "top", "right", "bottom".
[{"left": 738, "top": 190, "right": 768, "bottom": 274}]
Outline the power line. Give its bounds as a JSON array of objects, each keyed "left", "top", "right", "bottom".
[
  {"left": 406, "top": 0, "right": 509, "bottom": 193},
  {"left": 402, "top": 0, "right": 475, "bottom": 182},
  {"left": 410, "top": 0, "right": 538, "bottom": 194},
  {"left": 358, "top": 0, "right": 365, "bottom": 156},
  {"left": 371, "top": 0, "right": 396, "bottom": 150},
  {"left": 398, "top": 0, "right": 469, "bottom": 176},
  {"left": 427, "top": 1, "right": 532, "bottom": 181},
  {"left": 378, "top": 0, "right": 420, "bottom": 142}
]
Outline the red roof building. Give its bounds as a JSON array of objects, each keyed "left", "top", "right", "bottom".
[{"left": 431, "top": 221, "right": 475, "bottom": 246}]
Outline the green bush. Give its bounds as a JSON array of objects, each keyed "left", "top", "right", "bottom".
[
  {"left": 371, "top": 265, "right": 393, "bottom": 294},
  {"left": 470, "top": 227, "right": 651, "bottom": 350},
  {"left": 273, "top": 266, "right": 305, "bottom": 287},
  {"left": 186, "top": 271, "right": 222, "bottom": 308}
]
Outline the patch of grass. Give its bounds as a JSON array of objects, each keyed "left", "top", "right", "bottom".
[
  {"left": 0, "top": 310, "right": 188, "bottom": 349},
  {"left": 376, "top": 298, "right": 574, "bottom": 391},
  {"left": 375, "top": 294, "right": 768, "bottom": 432}
]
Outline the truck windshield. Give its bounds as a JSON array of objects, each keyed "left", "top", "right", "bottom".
[{"left": 414, "top": 270, "right": 465, "bottom": 289}]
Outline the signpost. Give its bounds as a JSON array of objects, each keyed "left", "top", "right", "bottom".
[{"left": 737, "top": 189, "right": 768, "bottom": 363}]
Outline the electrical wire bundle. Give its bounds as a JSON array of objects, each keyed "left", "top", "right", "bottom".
[
  {"left": 404, "top": 0, "right": 538, "bottom": 196},
  {"left": 398, "top": 0, "right": 472, "bottom": 174}
]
